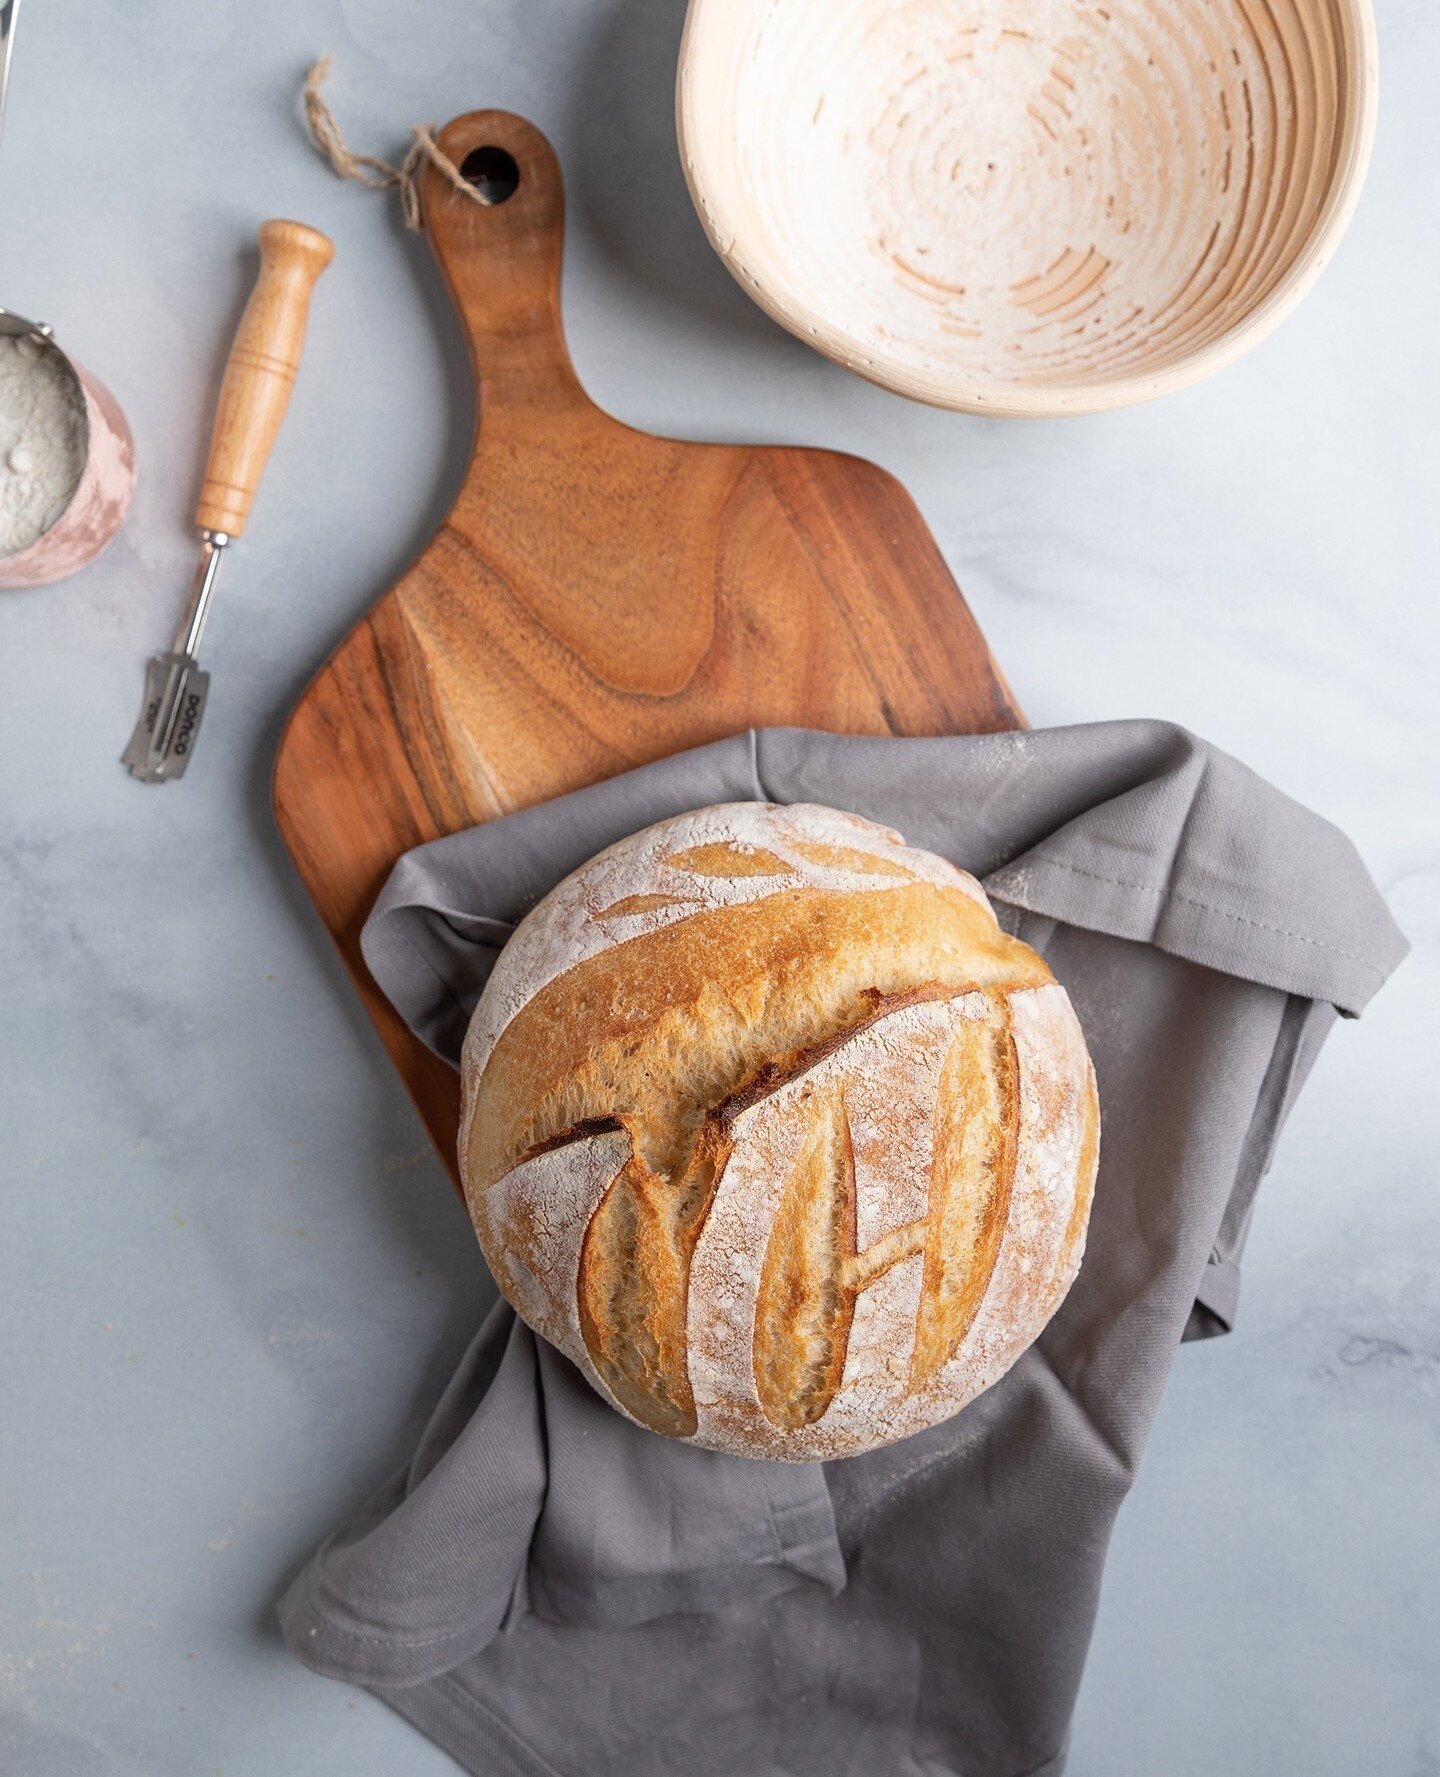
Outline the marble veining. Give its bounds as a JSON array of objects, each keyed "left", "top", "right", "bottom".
[{"left": 0, "top": 0, "right": 1434, "bottom": 1772}]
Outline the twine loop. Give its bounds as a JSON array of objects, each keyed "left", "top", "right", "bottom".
[{"left": 302, "top": 56, "right": 484, "bottom": 231}]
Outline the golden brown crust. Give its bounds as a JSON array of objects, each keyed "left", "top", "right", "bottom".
[
  {"left": 459, "top": 802, "right": 1098, "bottom": 1460},
  {"left": 664, "top": 840, "right": 792, "bottom": 877},
  {"left": 911, "top": 1003, "right": 1018, "bottom": 1388},
  {"left": 578, "top": 1153, "right": 696, "bottom": 1436},
  {"left": 466, "top": 878, "right": 1050, "bottom": 1193},
  {"left": 576, "top": 1128, "right": 727, "bottom": 1438},
  {"left": 753, "top": 1088, "right": 859, "bottom": 1429}
]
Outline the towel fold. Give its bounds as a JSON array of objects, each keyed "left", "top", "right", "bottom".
[{"left": 281, "top": 721, "right": 1405, "bottom": 1777}]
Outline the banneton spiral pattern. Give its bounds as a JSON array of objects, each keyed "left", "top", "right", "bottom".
[{"left": 678, "top": 0, "right": 1376, "bottom": 414}]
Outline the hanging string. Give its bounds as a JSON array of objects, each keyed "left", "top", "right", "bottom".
[{"left": 301, "top": 56, "right": 483, "bottom": 231}]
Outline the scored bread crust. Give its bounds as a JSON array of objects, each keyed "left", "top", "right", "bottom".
[
  {"left": 460, "top": 802, "right": 1099, "bottom": 1460},
  {"left": 460, "top": 802, "right": 990, "bottom": 1111}
]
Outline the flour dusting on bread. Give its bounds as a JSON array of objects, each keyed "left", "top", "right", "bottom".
[{"left": 460, "top": 802, "right": 1098, "bottom": 1460}]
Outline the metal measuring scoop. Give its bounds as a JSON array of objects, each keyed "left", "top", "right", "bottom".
[
  {"left": 0, "top": 0, "right": 17, "bottom": 148},
  {"left": 0, "top": 0, "right": 137, "bottom": 589}
]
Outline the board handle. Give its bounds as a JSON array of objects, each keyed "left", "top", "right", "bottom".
[
  {"left": 195, "top": 219, "right": 334, "bottom": 537},
  {"left": 419, "top": 112, "right": 588, "bottom": 419}
]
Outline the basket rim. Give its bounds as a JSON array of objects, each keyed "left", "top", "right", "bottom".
[{"left": 676, "top": 0, "right": 1381, "bottom": 418}]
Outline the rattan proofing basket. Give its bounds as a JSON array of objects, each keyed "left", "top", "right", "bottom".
[{"left": 678, "top": 0, "right": 1377, "bottom": 415}]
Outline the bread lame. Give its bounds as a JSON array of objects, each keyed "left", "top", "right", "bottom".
[{"left": 123, "top": 219, "right": 332, "bottom": 782}]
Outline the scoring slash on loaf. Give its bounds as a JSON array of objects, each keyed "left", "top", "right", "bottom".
[{"left": 459, "top": 802, "right": 1099, "bottom": 1460}]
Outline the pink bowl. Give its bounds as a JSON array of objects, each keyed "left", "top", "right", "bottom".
[{"left": 0, "top": 340, "right": 136, "bottom": 590}]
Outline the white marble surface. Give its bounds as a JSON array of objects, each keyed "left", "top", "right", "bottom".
[{"left": 1, "top": 2, "right": 1436, "bottom": 1773}]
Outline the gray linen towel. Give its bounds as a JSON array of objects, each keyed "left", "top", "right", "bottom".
[{"left": 280, "top": 721, "right": 1406, "bottom": 1777}]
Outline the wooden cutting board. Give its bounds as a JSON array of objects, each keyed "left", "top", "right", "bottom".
[{"left": 273, "top": 110, "right": 1022, "bottom": 1188}]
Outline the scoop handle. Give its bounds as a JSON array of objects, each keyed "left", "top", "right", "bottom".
[{"left": 195, "top": 219, "right": 333, "bottom": 538}]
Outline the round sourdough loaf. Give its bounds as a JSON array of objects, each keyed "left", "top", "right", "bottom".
[{"left": 458, "top": 802, "right": 1099, "bottom": 1460}]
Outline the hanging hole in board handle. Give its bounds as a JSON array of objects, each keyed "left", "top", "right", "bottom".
[{"left": 460, "top": 146, "right": 520, "bottom": 205}]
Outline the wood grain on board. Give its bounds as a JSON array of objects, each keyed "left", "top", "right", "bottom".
[{"left": 273, "top": 111, "right": 1022, "bottom": 1188}]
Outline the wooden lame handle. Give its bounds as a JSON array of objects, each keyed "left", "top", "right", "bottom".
[{"left": 195, "top": 219, "right": 333, "bottom": 537}]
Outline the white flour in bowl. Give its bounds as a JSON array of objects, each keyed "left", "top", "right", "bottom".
[{"left": 0, "top": 333, "right": 88, "bottom": 559}]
